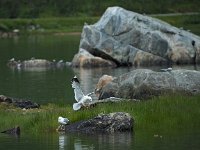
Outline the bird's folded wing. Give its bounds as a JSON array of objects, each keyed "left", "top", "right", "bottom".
[
  {"left": 63, "top": 118, "right": 69, "bottom": 122},
  {"left": 72, "top": 81, "right": 84, "bottom": 102}
]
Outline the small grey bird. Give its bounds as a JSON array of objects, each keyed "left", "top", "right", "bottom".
[{"left": 71, "top": 76, "right": 94, "bottom": 111}]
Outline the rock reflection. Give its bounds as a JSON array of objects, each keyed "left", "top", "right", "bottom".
[
  {"left": 74, "top": 139, "right": 95, "bottom": 150},
  {"left": 58, "top": 132, "right": 133, "bottom": 150},
  {"left": 96, "top": 132, "right": 133, "bottom": 149}
]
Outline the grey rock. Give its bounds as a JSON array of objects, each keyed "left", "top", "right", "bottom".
[
  {"left": 97, "top": 69, "right": 200, "bottom": 100},
  {"left": 7, "top": 58, "right": 69, "bottom": 70},
  {"left": 72, "top": 7, "right": 200, "bottom": 67},
  {"left": 65, "top": 112, "right": 133, "bottom": 133},
  {"left": 22, "top": 59, "right": 53, "bottom": 67},
  {"left": 0, "top": 95, "right": 40, "bottom": 109},
  {"left": 71, "top": 48, "right": 117, "bottom": 68}
]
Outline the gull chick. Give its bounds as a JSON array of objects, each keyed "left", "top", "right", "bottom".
[{"left": 71, "top": 76, "right": 93, "bottom": 111}]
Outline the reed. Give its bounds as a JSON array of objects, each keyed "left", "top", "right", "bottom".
[{"left": 0, "top": 94, "right": 199, "bottom": 135}]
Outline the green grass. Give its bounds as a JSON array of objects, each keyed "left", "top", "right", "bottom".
[
  {"left": 0, "top": 14, "right": 200, "bottom": 35},
  {"left": 0, "top": 94, "right": 199, "bottom": 135},
  {"left": 0, "top": 17, "right": 99, "bottom": 34},
  {"left": 154, "top": 14, "right": 200, "bottom": 35}
]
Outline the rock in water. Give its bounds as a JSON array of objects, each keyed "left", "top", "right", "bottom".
[
  {"left": 0, "top": 95, "right": 40, "bottom": 109},
  {"left": 72, "top": 6, "right": 200, "bottom": 67},
  {"left": 1, "top": 126, "right": 20, "bottom": 136},
  {"left": 97, "top": 69, "right": 200, "bottom": 100},
  {"left": 65, "top": 112, "right": 133, "bottom": 133}
]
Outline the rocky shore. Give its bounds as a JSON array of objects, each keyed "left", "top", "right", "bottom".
[{"left": 0, "top": 95, "right": 40, "bottom": 109}]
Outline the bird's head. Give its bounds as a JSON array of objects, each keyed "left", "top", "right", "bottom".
[
  {"left": 71, "top": 76, "right": 80, "bottom": 84},
  {"left": 58, "top": 116, "right": 62, "bottom": 120}
]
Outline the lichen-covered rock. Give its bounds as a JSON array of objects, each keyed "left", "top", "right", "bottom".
[
  {"left": 72, "top": 6, "right": 200, "bottom": 67},
  {"left": 65, "top": 112, "right": 133, "bottom": 133},
  {"left": 97, "top": 69, "right": 200, "bottom": 100}
]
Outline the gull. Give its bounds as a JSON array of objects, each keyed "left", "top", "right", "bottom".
[
  {"left": 160, "top": 67, "right": 172, "bottom": 72},
  {"left": 71, "top": 76, "right": 94, "bottom": 111},
  {"left": 58, "top": 116, "right": 69, "bottom": 131}
]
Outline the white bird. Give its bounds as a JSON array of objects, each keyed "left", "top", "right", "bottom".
[
  {"left": 58, "top": 116, "right": 69, "bottom": 131},
  {"left": 58, "top": 116, "right": 69, "bottom": 125},
  {"left": 71, "top": 76, "right": 94, "bottom": 111}
]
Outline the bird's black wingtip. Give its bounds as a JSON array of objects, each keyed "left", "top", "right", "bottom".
[{"left": 71, "top": 76, "right": 80, "bottom": 83}]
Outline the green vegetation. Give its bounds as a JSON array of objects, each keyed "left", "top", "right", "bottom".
[
  {"left": 0, "top": 14, "right": 200, "bottom": 36},
  {"left": 156, "top": 14, "right": 200, "bottom": 35},
  {"left": 0, "top": 17, "right": 99, "bottom": 34},
  {"left": 0, "top": 0, "right": 199, "bottom": 18},
  {"left": 0, "top": 94, "right": 199, "bottom": 135}
]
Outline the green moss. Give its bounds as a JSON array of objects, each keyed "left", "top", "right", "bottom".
[{"left": 0, "top": 94, "right": 199, "bottom": 135}]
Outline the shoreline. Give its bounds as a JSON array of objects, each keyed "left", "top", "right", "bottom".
[
  {"left": 0, "top": 13, "right": 199, "bottom": 38},
  {"left": 0, "top": 94, "right": 199, "bottom": 134}
]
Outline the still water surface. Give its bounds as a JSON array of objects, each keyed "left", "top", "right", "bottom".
[{"left": 0, "top": 34, "right": 199, "bottom": 150}]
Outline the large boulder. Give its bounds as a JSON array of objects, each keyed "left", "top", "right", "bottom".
[
  {"left": 65, "top": 112, "right": 133, "bottom": 133},
  {"left": 97, "top": 69, "right": 200, "bottom": 100},
  {"left": 72, "top": 6, "right": 200, "bottom": 67}
]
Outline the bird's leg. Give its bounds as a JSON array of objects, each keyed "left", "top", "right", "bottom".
[
  {"left": 59, "top": 125, "right": 65, "bottom": 131},
  {"left": 57, "top": 125, "right": 61, "bottom": 131}
]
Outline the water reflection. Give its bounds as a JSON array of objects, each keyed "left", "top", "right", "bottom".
[
  {"left": 58, "top": 132, "right": 133, "bottom": 150},
  {"left": 59, "top": 133, "right": 68, "bottom": 150}
]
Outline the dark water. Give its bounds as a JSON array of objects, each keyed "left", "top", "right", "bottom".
[
  {"left": 0, "top": 34, "right": 199, "bottom": 150},
  {"left": 0, "top": 34, "right": 79, "bottom": 104},
  {"left": 0, "top": 130, "right": 199, "bottom": 150}
]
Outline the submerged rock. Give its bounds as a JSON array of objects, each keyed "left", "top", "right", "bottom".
[
  {"left": 97, "top": 69, "right": 200, "bottom": 100},
  {"left": 1, "top": 126, "right": 20, "bottom": 136},
  {"left": 65, "top": 112, "right": 133, "bottom": 133},
  {"left": 0, "top": 95, "right": 40, "bottom": 109},
  {"left": 72, "top": 6, "right": 200, "bottom": 67}
]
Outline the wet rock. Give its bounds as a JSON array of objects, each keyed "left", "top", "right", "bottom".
[
  {"left": 65, "top": 112, "right": 133, "bottom": 133},
  {"left": 71, "top": 48, "right": 116, "bottom": 68},
  {"left": 95, "top": 75, "right": 116, "bottom": 98},
  {"left": 72, "top": 7, "right": 200, "bottom": 67},
  {"left": 97, "top": 69, "right": 200, "bottom": 100},
  {"left": 1, "top": 126, "right": 20, "bottom": 136},
  {"left": 0, "top": 95, "right": 40, "bottom": 109},
  {"left": 7, "top": 58, "right": 69, "bottom": 70}
]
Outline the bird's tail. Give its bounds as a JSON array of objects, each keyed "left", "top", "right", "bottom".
[{"left": 73, "top": 103, "right": 82, "bottom": 111}]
